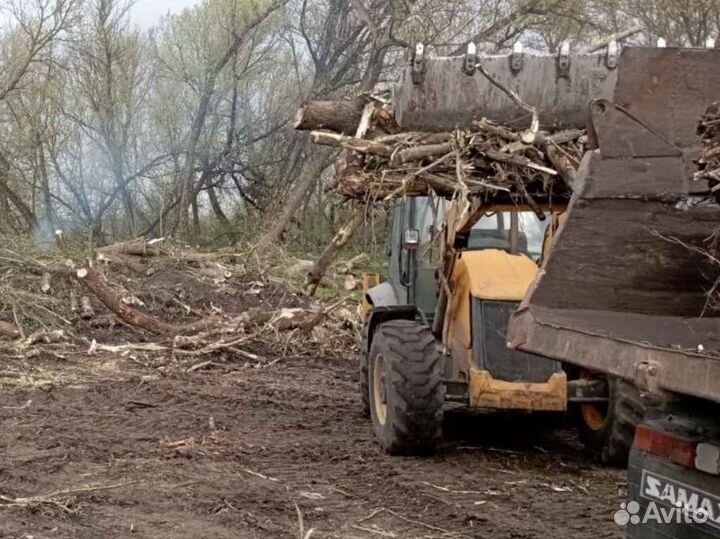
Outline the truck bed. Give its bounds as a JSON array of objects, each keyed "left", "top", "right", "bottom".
[{"left": 510, "top": 305, "right": 720, "bottom": 404}]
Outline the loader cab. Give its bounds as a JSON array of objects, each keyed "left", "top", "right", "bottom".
[
  {"left": 386, "top": 198, "right": 551, "bottom": 321},
  {"left": 387, "top": 197, "right": 444, "bottom": 321}
]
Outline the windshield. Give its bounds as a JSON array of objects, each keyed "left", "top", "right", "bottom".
[
  {"left": 471, "top": 212, "right": 549, "bottom": 260},
  {"left": 405, "top": 197, "right": 550, "bottom": 262}
]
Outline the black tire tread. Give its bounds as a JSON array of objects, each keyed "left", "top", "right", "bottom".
[
  {"left": 359, "top": 321, "right": 370, "bottom": 417},
  {"left": 575, "top": 377, "right": 647, "bottom": 465},
  {"left": 369, "top": 320, "right": 444, "bottom": 455},
  {"left": 604, "top": 379, "right": 646, "bottom": 463}
]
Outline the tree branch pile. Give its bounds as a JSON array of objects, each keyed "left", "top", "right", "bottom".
[
  {"left": 696, "top": 102, "right": 720, "bottom": 191},
  {"left": 297, "top": 102, "right": 585, "bottom": 204},
  {"left": 653, "top": 103, "right": 720, "bottom": 316}
]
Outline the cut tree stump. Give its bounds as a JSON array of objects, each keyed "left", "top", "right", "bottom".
[
  {"left": 40, "top": 272, "right": 52, "bottom": 295},
  {"left": 80, "top": 296, "right": 95, "bottom": 320},
  {"left": 0, "top": 321, "right": 20, "bottom": 339}
]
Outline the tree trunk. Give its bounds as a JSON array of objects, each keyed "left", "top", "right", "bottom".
[
  {"left": 111, "top": 146, "right": 135, "bottom": 234},
  {"left": 0, "top": 193, "right": 8, "bottom": 232},
  {"left": 176, "top": 1, "right": 282, "bottom": 237},
  {"left": 177, "top": 81, "right": 213, "bottom": 235},
  {"left": 191, "top": 197, "right": 201, "bottom": 242},
  {"left": 253, "top": 148, "right": 333, "bottom": 251},
  {"left": 207, "top": 180, "right": 232, "bottom": 229},
  {"left": 0, "top": 165, "right": 36, "bottom": 232},
  {"left": 36, "top": 136, "right": 55, "bottom": 228},
  {"left": 306, "top": 206, "right": 366, "bottom": 295},
  {"left": 76, "top": 267, "right": 217, "bottom": 335}
]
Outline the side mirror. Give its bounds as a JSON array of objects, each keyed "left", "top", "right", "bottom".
[{"left": 404, "top": 229, "right": 420, "bottom": 251}]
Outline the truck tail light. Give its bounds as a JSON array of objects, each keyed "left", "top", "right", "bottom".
[{"left": 634, "top": 425, "right": 697, "bottom": 469}]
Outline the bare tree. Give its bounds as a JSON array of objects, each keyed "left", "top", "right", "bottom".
[
  {"left": 0, "top": 0, "right": 77, "bottom": 233},
  {"left": 167, "top": 0, "right": 287, "bottom": 238}
]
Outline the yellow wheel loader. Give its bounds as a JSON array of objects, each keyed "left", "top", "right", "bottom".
[
  {"left": 361, "top": 198, "right": 637, "bottom": 459},
  {"left": 360, "top": 42, "right": 650, "bottom": 460}
]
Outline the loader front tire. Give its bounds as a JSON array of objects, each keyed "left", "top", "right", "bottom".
[
  {"left": 368, "top": 320, "right": 445, "bottom": 455},
  {"left": 573, "top": 375, "right": 646, "bottom": 465}
]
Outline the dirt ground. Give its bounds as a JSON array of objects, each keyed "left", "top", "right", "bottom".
[
  {"left": 1, "top": 350, "right": 625, "bottom": 539},
  {"left": 0, "top": 253, "right": 625, "bottom": 539}
]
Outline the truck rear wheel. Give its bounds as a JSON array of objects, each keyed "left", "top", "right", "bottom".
[
  {"left": 368, "top": 320, "right": 445, "bottom": 455},
  {"left": 573, "top": 374, "right": 646, "bottom": 465}
]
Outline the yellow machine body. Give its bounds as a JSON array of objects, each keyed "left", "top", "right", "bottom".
[{"left": 445, "top": 239, "right": 567, "bottom": 412}]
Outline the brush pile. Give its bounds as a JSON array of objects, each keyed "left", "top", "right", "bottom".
[
  {"left": 296, "top": 100, "right": 586, "bottom": 205},
  {"left": 696, "top": 102, "right": 720, "bottom": 191},
  {"left": 0, "top": 239, "right": 358, "bottom": 374}
]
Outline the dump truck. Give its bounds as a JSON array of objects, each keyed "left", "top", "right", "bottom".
[
  {"left": 505, "top": 46, "right": 720, "bottom": 539},
  {"left": 360, "top": 43, "right": 649, "bottom": 462}
]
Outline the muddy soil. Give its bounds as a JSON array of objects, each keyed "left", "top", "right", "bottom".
[{"left": 1, "top": 348, "right": 625, "bottom": 539}]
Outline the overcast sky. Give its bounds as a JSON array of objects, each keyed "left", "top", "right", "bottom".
[{"left": 131, "top": 0, "right": 201, "bottom": 28}]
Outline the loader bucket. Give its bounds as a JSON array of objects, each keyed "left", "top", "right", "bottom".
[
  {"left": 394, "top": 48, "right": 618, "bottom": 131},
  {"left": 506, "top": 47, "right": 720, "bottom": 404}
]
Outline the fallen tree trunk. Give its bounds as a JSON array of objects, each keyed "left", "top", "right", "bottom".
[
  {"left": 76, "top": 267, "right": 216, "bottom": 336},
  {"left": 97, "top": 240, "right": 164, "bottom": 258}
]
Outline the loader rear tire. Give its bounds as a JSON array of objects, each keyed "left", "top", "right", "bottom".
[
  {"left": 368, "top": 320, "right": 445, "bottom": 455},
  {"left": 573, "top": 375, "right": 646, "bottom": 465},
  {"left": 359, "top": 320, "right": 370, "bottom": 417}
]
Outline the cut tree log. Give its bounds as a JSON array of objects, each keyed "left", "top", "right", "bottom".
[
  {"left": 76, "top": 267, "right": 216, "bottom": 335},
  {"left": 339, "top": 253, "right": 370, "bottom": 274},
  {"left": 294, "top": 101, "right": 364, "bottom": 135},
  {"left": 482, "top": 149, "right": 558, "bottom": 176},
  {"left": 0, "top": 321, "right": 20, "bottom": 339},
  {"left": 546, "top": 144, "right": 580, "bottom": 184},
  {"left": 97, "top": 240, "right": 163, "bottom": 257},
  {"left": 473, "top": 119, "right": 521, "bottom": 142},
  {"left": 391, "top": 142, "right": 454, "bottom": 167},
  {"left": 294, "top": 100, "right": 398, "bottom": 136},
  {"left": 585, "top": 25, "right": 643, "bottom": 53},
  {"left": 80, "top": 296, "right": 95, "bottom": 320},
  {"left": 311, "top": 131, "right": 393, "bottom": 158},
  {"left": 40, "top": 272, "right": 52, "bottom": 295}
]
